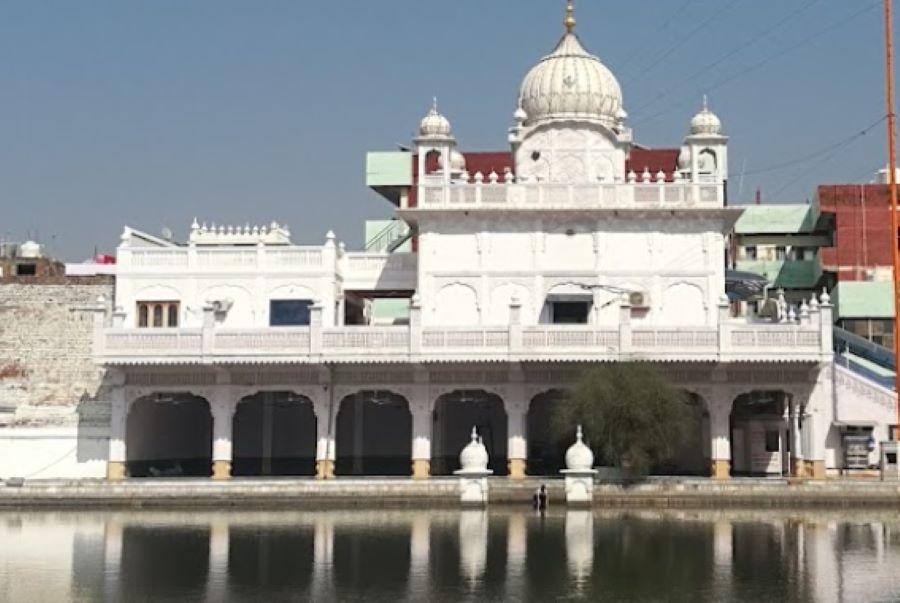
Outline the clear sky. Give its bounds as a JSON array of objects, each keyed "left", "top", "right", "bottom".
[{"left": 0, "top": 0, "right": 890, "bottom": 259}]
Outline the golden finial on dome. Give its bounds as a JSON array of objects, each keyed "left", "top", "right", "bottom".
[{"left": 564, "top": 0, "right": 576, "bottom": 33}]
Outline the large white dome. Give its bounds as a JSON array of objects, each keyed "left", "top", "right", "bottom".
[{"left": 519, "top": 32, "right": 624, "bottom": 129}]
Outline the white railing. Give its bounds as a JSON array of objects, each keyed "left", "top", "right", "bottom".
[
  {"left": 418, "top": 181, "right": 723, "bottom": 210},
  {"left": 96, "top": 321, "right": 827, "bottom": 364},
  {"left": 119, "top": 245, "right": 328, "bottom": 273}
]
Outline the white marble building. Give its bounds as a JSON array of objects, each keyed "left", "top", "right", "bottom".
[{"left": 83, "top": 2, "right": 895, "bottom": 483}]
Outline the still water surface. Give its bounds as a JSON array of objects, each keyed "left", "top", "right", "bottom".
[{"left": 2, "top": 508, "right": 900, "bottom": 602}]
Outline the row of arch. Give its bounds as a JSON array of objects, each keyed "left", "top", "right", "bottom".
[
  {"left": 436, "top": 281, "right": 707, "bottom": 326},
  {"left": 124, "top": 388, "right": 798, "bottom": 479}
]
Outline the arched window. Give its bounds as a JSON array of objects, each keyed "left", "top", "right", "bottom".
[
  {"left": 152, "top": 305, "right": 163, "bottom": 327},
  {"left": 167, "top": 305, "right": 179, "bottom": 327},
  {"left": 138, "top": 305, "right": 149, "bottom": 328}
]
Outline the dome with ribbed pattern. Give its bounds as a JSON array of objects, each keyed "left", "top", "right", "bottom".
[{"left": 519, "top": 33, "right": 623, "bottom": 128}]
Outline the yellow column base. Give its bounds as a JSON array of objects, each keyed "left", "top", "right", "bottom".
[
  {"left": 212, "top": 460, "right": 231, "bottom": 481},
  {"left": 316, "top": 459, "right": 335, "bottom": 480},
  {"left": 711, "top": 459, "right": 731, "bottom": 480},
  {"left": 508, "top": 458, "right": 527, "bottom": 480},
  {"left": 804, "top": 460, "right": 826, "bottom": 480},
  {"left": 412, "top": 459, "right": 430, "bottom": 480},
  {"left": 106, "top": 461, "right": 127, "bottom": 481},
  {"left": 791, "top": 458, "right": 807, "bottom": 479}
]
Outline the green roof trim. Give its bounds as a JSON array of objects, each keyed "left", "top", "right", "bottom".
[
  {"left": 366, "top": 152, "right": 412, "bottom": 188},
  {"left": 734, "top": 259, "right": 822, "bottom": 288},
  {"left": 833, "top": 281, "right": 895, "bottom": 319},
  {"left": 734, "top": 204, "right": 820, "bottom": 234}
]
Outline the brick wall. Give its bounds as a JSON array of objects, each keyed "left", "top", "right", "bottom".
[
  {"left": 0, "top": 279, "right": 112, "bottom": 427},
  {"left": 818, "top": 184, "right": 895, "bottom": 281}
]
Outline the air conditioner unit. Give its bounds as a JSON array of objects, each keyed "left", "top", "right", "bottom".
[{"left": 629, "top": 291, "right": 648, "bottom": 307}]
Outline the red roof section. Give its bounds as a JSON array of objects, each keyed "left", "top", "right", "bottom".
[
  {"left": 627, "top": 148, "right": 680, "bottom": 180},
  {"left": 413, "top": 147, "right": 680, "bottom": 183}
]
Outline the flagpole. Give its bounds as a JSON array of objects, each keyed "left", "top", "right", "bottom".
[{"left": 884, "top": 0, "right": 900, "bottom": 436}]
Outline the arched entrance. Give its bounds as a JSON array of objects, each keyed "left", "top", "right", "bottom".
[
  {"left": 335, "top": 391, "right": 412, "bottom": 476},
  {"left": 527, "top": 390, "right": 570, "bottom": 475},
  {"left": 232, "top": 391, "right": 317, "bottom": 477},
  {"left": 658, "top": 393, "right": 710, "bottom": 476},
  {"left": 126, "top": 393, "right": 212, "bottom": 477},
  {"left": 432, "top": 390, "right": 508, "bottom": 476},
  {"left": 730, "top": 390, "right": 789, "bottom": 476}
]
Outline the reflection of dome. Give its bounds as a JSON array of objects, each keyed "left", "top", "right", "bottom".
[
  {"left": 690, "top": 96, "right": 723, "bottom": 136},
  {"left": 419, "top": 98, "right": 452, "bottom": 138},
  {"left": 519, "top": 4, "right": 623, "bottom": 128},
  {"left": 565, "top": 425, "right": 594, "bottom": 471},
  {"left": 459, "top": 427, "right": 489, "bottom": 471}
]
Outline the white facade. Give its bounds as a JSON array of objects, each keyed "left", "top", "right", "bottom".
[{"left": 31, "top": 4, "right": 890, "bottom": 483}]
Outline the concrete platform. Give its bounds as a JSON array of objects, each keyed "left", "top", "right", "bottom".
[{"left": 2, "top": 476, "right": 900, "bottom": 509}]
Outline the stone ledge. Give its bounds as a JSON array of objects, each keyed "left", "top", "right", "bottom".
[{"left": 1, "top": 478, "right": 899, "bottom": 509}]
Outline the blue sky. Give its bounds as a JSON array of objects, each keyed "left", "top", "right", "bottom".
[{"left": 0, "top": 0, "right": 889, "bottom": 259}]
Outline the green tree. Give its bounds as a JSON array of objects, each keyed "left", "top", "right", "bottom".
[{"left": 553, "top": 363, "right": 691, "bottom": 475}]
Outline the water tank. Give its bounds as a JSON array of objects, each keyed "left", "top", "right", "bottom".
[{"left": 19, "top": 241, "right": 41, "bottom": 258}]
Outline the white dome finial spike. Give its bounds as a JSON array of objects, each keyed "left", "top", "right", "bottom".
[
  {"left": 703, "top": 94, "right": 709, "bottom": 111},
  {"left": 576, "top": 424, "right": 584, "bottom": 442},
  {"left": 470, "top": 426, "right": 478, "bottom": 442},
  {"left": 432, "top": 96, "right": 439, "bottom": 113}
]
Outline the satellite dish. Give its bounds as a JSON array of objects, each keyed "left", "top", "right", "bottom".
[{"left": 161, "top": 227, "right": 173, "bottom": 241}]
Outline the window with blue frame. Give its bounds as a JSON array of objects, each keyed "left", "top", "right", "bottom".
[{"left": 270, "top": 300, "right": 312, "bottom": 326}]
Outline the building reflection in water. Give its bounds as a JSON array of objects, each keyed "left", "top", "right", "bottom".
[
  {"left": 565, "top": 510, "right": 594, "bottom": 592},
  {"left": 4, "top": 510, "right": 900, "bottom": 601}
]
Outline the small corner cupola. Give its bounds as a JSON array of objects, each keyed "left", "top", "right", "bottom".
[
  {"left": 418, "top": 97, "right": 453, "bottom": 140},
  {"left": 689, "top": 95, "right": 724, "bottom": 137},
  {"left": 518, "top": 0, "right": 624, "bottom": 130}
]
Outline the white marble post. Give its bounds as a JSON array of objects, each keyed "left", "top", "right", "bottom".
[
  {"left": 211, "top": 396, "right": 237, "bottom": 481},
  {"left": 107, "top": 387, "right": 128, "bottom": 480},
  {"left": 709, "top": 404, "right": 732, "bottom": 479},
  {"left": 314, "top": 398, "right": 336, "bottom": 479},
  {"left": 507, "top": 400, "right": 527, "bottom": 480},
  {"left": 789, "top": 397, "right": 805, "bottom": 477},
  {"left": 411, "top": 401, "right": 432, "bottom": 479}
]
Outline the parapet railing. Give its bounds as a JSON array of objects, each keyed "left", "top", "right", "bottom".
[
  {"left": 417, "top": 180, "right": 724, "bottom": 210},
  {"left": 94, "top": 301, "right": 833, "bottom": 365}
]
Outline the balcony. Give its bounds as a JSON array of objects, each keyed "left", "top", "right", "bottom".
[
  {"left": 340, "top": 252, "right": 417, "bottom": 291},
  {"left": 414, "top": 179, "right": 724, "bottom": 212},
  {"left": 95, "top": 304, "right": 831, "bottom": 366}
]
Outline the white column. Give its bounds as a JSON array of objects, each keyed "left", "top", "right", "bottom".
[
  {"left": 411, "top": 400, "right": 432, "bottom": 479},
  {"left": 709, "top": 398, "right": 732, "bottom": 479},
  {"left": 211, "top": 393, "right": 237, "bottom": 480},
  {"left": 790, "top": 396, "right": 804, "bottom": 477},
  {"left": 507, "top": 399, "right": 527, "bottom": 479},
  {"left": 107, "top": 387, "right": 128, "bottom": 480},
  {"left": 314, "top": 398, "right": 336, "bottom": 479}
]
